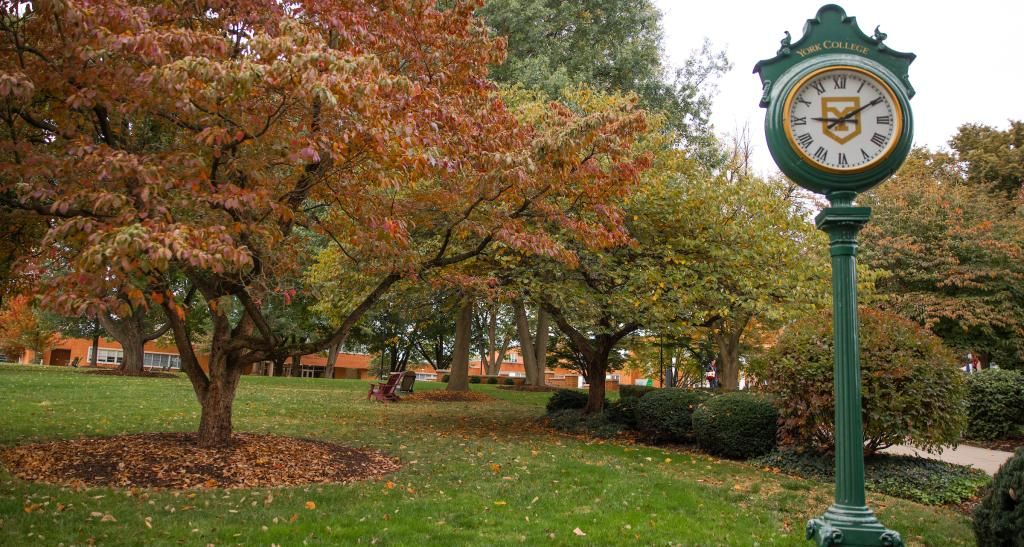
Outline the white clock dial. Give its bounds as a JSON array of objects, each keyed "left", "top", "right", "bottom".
[{"left": 783, "top": 66, "right": 902, "bottom": 173}]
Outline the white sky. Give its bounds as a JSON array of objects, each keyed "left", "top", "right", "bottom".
[{"left": 654, "top": 1, "right": 1024, "bottom": 175}]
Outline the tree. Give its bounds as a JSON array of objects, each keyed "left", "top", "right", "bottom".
[
  {"left": 860, "top": 149, "right": 1024, "bottom": 369},
  {"left": 474, "top": 300, "right": 515, "bottom": 376},
  {"left": 2, "top": 1, "right": 642, "bottom": 446},
  {"left": 0, "top": 295, "right": 56, "bottom": 363},
  {"left": 479, "top": 0, "right": 729, "bottom": 159},
  {"left": 949, "top": 120, "right": 1024, "bottom": 199}
]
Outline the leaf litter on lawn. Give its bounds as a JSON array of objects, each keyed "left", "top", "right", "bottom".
[{"left": 1, "top": 432, "right": 400, "bottom": 489}]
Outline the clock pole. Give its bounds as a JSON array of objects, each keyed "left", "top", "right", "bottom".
[
  {"left": 754, "top": 5, "right": 915, "bottom": 547},
  {"left": 809, "top": 191, "right": 901, "bottom": 547}
]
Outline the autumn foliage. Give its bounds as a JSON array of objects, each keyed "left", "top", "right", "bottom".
[
  {"left": 0, "top": 1, "right": 648, "bottom": 445},
  {"left": 755, "top": 307, "right": 966, "bottom": 455}
]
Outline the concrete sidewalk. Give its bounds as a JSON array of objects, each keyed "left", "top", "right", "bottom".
[{"left": 882, "top": 443, "right": 1016, "bottom": 475}]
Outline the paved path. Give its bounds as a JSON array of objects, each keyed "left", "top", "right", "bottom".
[{"left": 882, "top": 444, "right": 1015, "bottom": 475}]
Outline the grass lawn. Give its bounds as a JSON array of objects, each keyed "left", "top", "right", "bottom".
[{"left": 0, "top": 364, "right": 972, "bottom": 546}]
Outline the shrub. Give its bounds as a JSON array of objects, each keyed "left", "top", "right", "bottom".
[
  {"left": 693, "top": 392, "right": 778, "bottom": 459},
  {"left": 605, "top": 397, "right": 641, "bottom": 429},
  {"left": 754, "top": 449, "right": 990, "bottom": 505},
  {"left": 636, "top": 389, "right": 712, "bottom": 443},
  {"left": 546, "top": 389, "right": 589, "bottom": 414},
  {"left": 974, "top": 448, "right": 1024, "bottom": 546},
  {"left": 486, "top": 376, "right": 499, "bottom": 385},
  {"left": 753, "top": 307, "right": 967, "bottom": 455},
  {"left": 503, "top": 377, "right": 515, "bottom": 386},
  {"left": 442, "top": 374, "right": 450, "bottom": 383},
  {"left": 547, "top": 409, "right": 624, "bottom": 439},
  {"left": 965, "top": 369, "right": 1024, "bottom": 441},
  {"left": 619, "top": 385, "right": 658, "bottom": 401},
  {"left": 469, "top": 376, "right": 482, "bottom": 384}
]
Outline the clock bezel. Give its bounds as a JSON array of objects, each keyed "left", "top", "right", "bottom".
[
  {"left": 782, "top": 65, "right": 903, "bottom": 175},
  {"left": 763, "top": 54, "right": 914, "bottom": 195}
]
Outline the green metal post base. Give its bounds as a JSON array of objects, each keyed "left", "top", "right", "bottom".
[{"left": 807, "top": 505, "right": 903, "bottom": 546}]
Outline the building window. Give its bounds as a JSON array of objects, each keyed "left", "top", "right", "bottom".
[
  {"left": 607, "top": 374, "right": 620, "bottom": 381},
  {"left": 87, "top": 348, "right": 124, "bottom": 364},
  {"left": 301, "top": 366, "right": 320, "bottom": 378},
  {"left": 144, "top": 352, "right": 181, "bottom": 370},
  {"left": 506, "top": 353, "right": 518, "bottom": 363},
  {"left": 415, "top": 373, "right": 437, "bottom": 381}
]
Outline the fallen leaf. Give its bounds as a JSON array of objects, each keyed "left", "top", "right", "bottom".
[
  {"left": 304, "top": 501, "right": 316, "bottom": 510},
  {"left": 494, "top": 501, "right": 507, "bottom": 506},
  {"left": 573, "top": 527, "right": 586, "bottom": 536}
]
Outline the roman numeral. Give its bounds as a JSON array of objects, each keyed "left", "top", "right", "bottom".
[
  {"left": 876, "top": 115, "right": 891, "bottom": 125},
  {"left": 796, "top": 133, "right": 813, "bottom": 148},
  {"left": 857, "top": 81, "right": 866, "bottom": 93},
  {"left": 870, "top": 132, "right": 888, "bottom": 147},
  {"left": 810, "top": 81, "right": 826, "bottom": 95},
  {"left": 791, "top": 115, "right": 806, "bottom": 126},
  {"left": 861, "top": 148, "right": 871, "bottom": 160},
  {"left": 813, "top": 147, "right": 828, "bottom": 162},
  {"left": 832, "top": 75, "right": 847, "bottom": 89},
  {"left": 838, "top": 153, "right": 848, "bottom": 166},
  {"left": 797, "top": 96, "right": 811, "bottom": 107}
]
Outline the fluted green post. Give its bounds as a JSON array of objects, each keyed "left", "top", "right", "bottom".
[{"left": 807, "top": 191, "right": 901, "bottom": 547}]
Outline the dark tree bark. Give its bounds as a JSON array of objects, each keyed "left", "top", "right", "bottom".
[
  {"left": 712, "top": 315, "right": 750, "bottom": 391},
  {"left": 513, "top": 300, "right": 550, "bottom": 386},
  {"left": 89, "top": 332, "right": 99, "bottom": 368},
  {"left": 324, "top": 341, "right": 340, "bottom": 379},
  {"left": 446, "top": 295, "right": 473, "bottom": 392},
  {"left": 97, "top": 306, "right": 169, "bottom": 376},
  {"left": 543, "top": 304, "right": 637, "bottom": 414}
]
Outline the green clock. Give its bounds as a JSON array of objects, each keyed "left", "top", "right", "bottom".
[
  {"left": 783, "top": 66, "right": 902, "bottom": 173},
  {"left": 755, "top": 4, "right": 915, "bottom": 196}
]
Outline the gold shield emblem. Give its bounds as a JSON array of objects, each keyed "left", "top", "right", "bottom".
[{"left": 821, "top": 97, "right": 861, "bottom": 144}]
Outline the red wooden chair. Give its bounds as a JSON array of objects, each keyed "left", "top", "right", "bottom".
[{"left": 368, "top": 372, "right": 403, "bottom": 402}]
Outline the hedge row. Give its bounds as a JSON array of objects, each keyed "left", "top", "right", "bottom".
[{"left": 545, "top": 387, "right": 778, "bottom": 460}]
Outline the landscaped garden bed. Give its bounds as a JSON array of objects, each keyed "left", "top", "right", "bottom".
[{"left": 3, "top": 432, "right": 399, "bottom": 489}]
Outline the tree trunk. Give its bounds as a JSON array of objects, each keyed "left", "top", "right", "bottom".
[
  {"left": 713, "top": 317, "right": 748, "bottom": 391},
  {"left": 447, "top": 296, "right": 473, "bottom": 392},
  {"left": 324, "top": 341, "right": 339, "bottom": 379},
  {"left": 584, "top": 353, "right": 609, "bottom": 414},
  {"left": 289, "top": 354, "right": 301, "bottom": 377},
  {"left": 531, "top": 309, "right": 550, "bottom": 386},
  {"left": 98, "top": 311, "right": 147, "bottom": 376},
  {"left": 89, "top": 333, "right": 99, "bottom": 368},
  {"left": 196, "top": 360, "right": 244, "bottom": 447},
  {"left": 120, "top": 330, "right": 145, "bottom": 375},
  {"left": 513, "top": 300, "right": 538, "bottom": 385}
]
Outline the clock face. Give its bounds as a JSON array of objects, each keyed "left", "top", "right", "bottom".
[{"left": 783, "top": 66, "right": 902, "bottom": 173}]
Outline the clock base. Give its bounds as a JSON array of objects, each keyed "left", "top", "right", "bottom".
[{"left": 807, "top": 505, "right": 903, "bottom": 546}]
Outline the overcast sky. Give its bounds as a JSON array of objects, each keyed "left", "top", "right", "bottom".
[{"left": 654, "top": 1, "right": 1024, "bottom": 175}]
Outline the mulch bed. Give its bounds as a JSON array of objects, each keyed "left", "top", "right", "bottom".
[
  {"left": 497, "top": 385, "right": 560, "bottom": 392},
  {"left": 81, "top": 369, "right": 180, "bottom": 379},
  {"left": 404, "top": 390, "right": 493, "bottom": 403},
  {"left": 1, "top": 433, "right": 400, "bottom": 489}
]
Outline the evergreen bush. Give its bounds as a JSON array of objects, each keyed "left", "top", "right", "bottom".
[
  {"left": 619, "top": 385, "right": 658, "bottom": 401},
  {"left": 469, "top": 376, "right": 482, "bottom": 384},
  {"left": 692, "top": 392, "right": 778, "bottom": 459},
  {"left": 636, "top": 389, "right": 712, "bottom": 443},
  {"left": 442, "top": 374, "right": 450, "bottom": 382},
  {"left": 545, "top": 389, "right": 589, "bottom": 414},
  {"left": 973, "top": 448, "right": 1024, "bottom": 546},
  {"left": 965, "top": 369, "right": 1024, "bottom": 441},
  {"left": 486, "top": 376, "right": 499, "bottom": 384},
  {"left": 503, "top": 377, "right": 515, "bottom": 386},
  {"left": 605, "top": 397, "right": 641, "bottom": 429}
]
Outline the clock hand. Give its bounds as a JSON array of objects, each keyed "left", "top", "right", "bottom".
[
  {"left": 811, "top": 117, "right": 859, "bottom": 123},
  {"left": 827, "top": 97, "right": 883, "bottom": 129}
]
